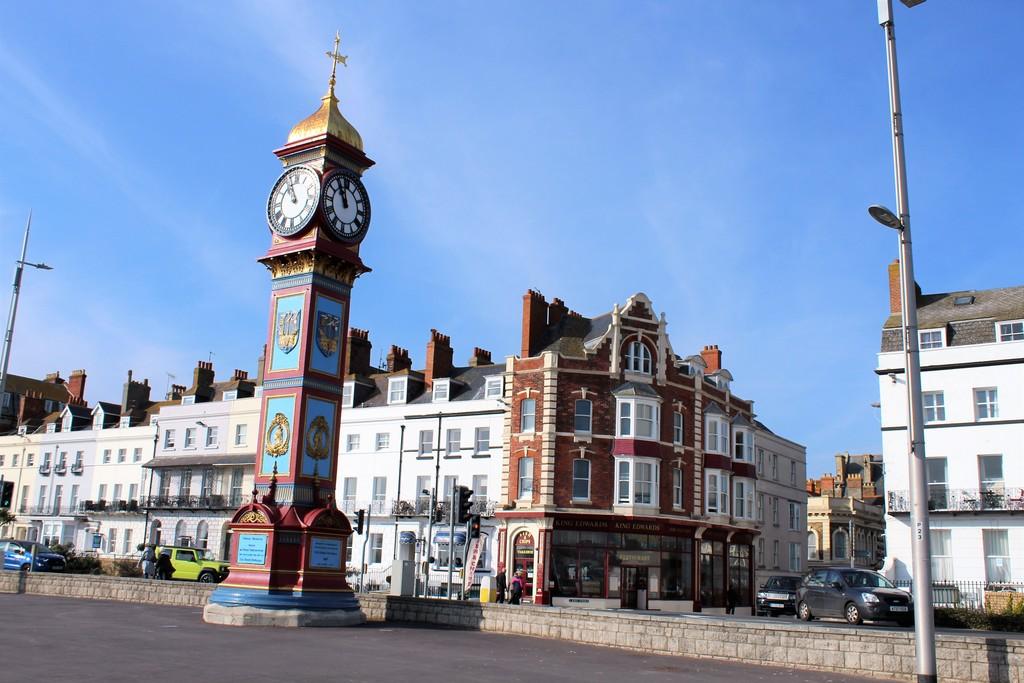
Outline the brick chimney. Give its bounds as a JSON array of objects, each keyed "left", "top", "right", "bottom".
[
  {"left": 888, "top": 260, "right": 902, "bottom": 314},
  {"left": 547, "top": 297, "right": 568, "bottom": 329},
  {"left": 232, "top": 369, "right": 249, "bottom": 381},
  {"left": 521, "top": 289, "right": 549, "bottom": 358},
  {"left": 166, "top": 384, "right": 186, "bottom": 401},
  {"left": 468, "top": 347, "right": 492, "bottom": 367},
  {"left": 17, "top": 390, "right": 48, "bottom": 426},
  {"left": 424, "top": 329, "right": 453, "bottom": 388},
  {"left": 66, "top": 369, "right": 87, "bottom": 404},
  {"left": 700, "top": 345, "right": 722, "bottom": 373},
  {"left": 345, "top": 328, "right": 373, "bottom": 376},
  {"left": 256, "top": 344, "right": 267, "bottom": 386},
  {"left": 44, "top": 371, "right": 64, "bottom": 385},
  {"left": 187, "top": 361, "right": 215, "bottom": 402},
  {"left": 121, "top": 370, "right": 152, "bottom": 415},
  {"left": 386, "top": 346, "right": 412, "bottom": 373}
]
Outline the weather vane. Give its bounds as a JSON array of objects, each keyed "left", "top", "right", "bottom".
[{"left": 325, "top": 30, "right": 348, "bottom": 93}]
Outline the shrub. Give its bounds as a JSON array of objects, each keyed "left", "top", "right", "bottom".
[
  {"left": 48, "top": 542, "right": 103, "bottom": 575},
  {"left": 934, "top": 607, "right": 1024, "bottom": 633},
  {"left": 108, "top": 558, "right": 142, "bottom": 578}
]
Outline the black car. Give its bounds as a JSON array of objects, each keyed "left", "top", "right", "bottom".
[
  {"left": 797, "top": 567, "right": 913, "bottom": 626},
  {"left": 756, "top": 575, "right": 802, "bottom": 616}
]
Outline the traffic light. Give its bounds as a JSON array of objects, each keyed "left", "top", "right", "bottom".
[
  {"left": 455, "top": 486, "right": 473, "bottom": 524},
  {"left": 468, "top": 514, "right": 481, "bottom": 539},
  {"left": 0, "top": 481, "right": 13, "bottom": 509},
  {"left": 355, "top": 509, "right": 365, "bottom": 535}
]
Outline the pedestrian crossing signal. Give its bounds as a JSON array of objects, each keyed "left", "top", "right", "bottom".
[
  {"left": 468, "top": 514, "right": 481, "bottom": 539},
  {"left": 0, "top": 481, "right": 12, "bottom": 509}
]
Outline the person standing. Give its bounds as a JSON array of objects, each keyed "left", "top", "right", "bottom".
[
  {"left": 155, "top": 550, "right": 175, "bottom": 581},
  {"left": 509, "top": 569, "right": 524, "bottom": 605},
  {"left": 495, "top": 564, "right": 507, "bottom": 604},
  {"left": 138, "top": 544, "right": 156, "bottom": 579}
]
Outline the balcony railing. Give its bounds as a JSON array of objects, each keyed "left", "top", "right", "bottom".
[
  {"left": 139, "top": 494, "right": 235, "bottom": 510},
  {"left": 391, "top": 498, "right": 496, "bottom": 518},
  {"left": 80, "top": 499, "right": 142, "bottom": 513},
  {"left": 38, "top": 463, "right": 51, "bottom": 475},
  {"left": 54, "top": 462, "right": 67, "bottom": 475},
  {"left": 70, "top": 462, "right": 84, "bottom": 475},
  {"left": 25, "top": 503, "right": 85, "bottom": 517},
  {"left": 888, "top": 487, "right": 1024, "bottom": 514}
]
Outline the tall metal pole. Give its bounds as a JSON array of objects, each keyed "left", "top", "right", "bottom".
[
  {"left": 878, "top": 2, "right": 935, "bottom": 680},
  {"left": 446, "top": 486, "right": 456, "bottom": 600},
  {"left": 0, "top": 211, "right": 33, "bottom": 404},
  {"left": 422, "top": 413, "right": 443, "bottom": 597},
  {"left": 392, "top": 424, "right": 406, "bottom": 560}
]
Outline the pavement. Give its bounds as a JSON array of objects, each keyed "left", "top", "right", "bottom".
[{"left": 0, "top": 594, "right": 880, "bottom": 683}]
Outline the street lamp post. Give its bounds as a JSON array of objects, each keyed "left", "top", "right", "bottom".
[
  {"left": 0, "top": 211, "right": 53, "bottom": 406},
  {"left": 871, "top": 2, "right": 936, "bottom": 681}
]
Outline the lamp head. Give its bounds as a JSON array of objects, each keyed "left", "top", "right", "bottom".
[{"left": 868, "top": 204, "right": 903, "bottom": 230}]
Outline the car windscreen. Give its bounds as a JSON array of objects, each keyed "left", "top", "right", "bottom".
[
  {"left": 765, "top": 577, "right": 801, "bottom": 591},
  {"left": 842, "top": 571, "right": 895, "bottom": 589}
]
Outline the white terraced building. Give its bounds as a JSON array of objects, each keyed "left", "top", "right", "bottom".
[{"left": 878, "top": 261, "right": 1024, "bottom": 589}]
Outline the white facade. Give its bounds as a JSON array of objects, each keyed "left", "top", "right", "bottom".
[
  {"left": 338, "top": 369, "right": 505, "bottom": 590},
  {"left": 879, "top": 297, "right": 1024, "bottom": 584},
  {"left": 753, "top": 427, "right": 808, "bottom": 587}
]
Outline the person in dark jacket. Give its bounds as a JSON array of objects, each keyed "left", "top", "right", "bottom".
[
  {"left": 155, "top": 551, "right": 175, "bottom": 581},
  {"left": 495, "top": 564, "right": 507, "bottom": 604},
  {"left": 509, "top": 570, "right": 524, "bottom": 605}
]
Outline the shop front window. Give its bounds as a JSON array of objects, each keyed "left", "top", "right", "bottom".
[
  {"left": 700, "top": 540, "right": 726, "bottom": 608},
  {"left": 728, "top": 544, "right": 751, "bottom": 607}
]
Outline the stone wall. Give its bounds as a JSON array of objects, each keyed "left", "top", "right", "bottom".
[
  {"left": 4, "top": 574, "right": 1021, "bottom": 683},
  {"left": 0, "top": 572, "right": 215, "bottom": 607}
]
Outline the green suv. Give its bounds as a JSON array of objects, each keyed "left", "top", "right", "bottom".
[{"left": 157, "top": 545, "right": 229, "bottom": 583}]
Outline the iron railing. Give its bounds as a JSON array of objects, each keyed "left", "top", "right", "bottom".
[
  {"left": 70, "top": 462, "right": 83, "bottom": 474},
  {"left": 888, "top": 488, "right": 1024, "bottom": 513},
  {"left": 54, "top": 462, "right": 67, "bottom": 475},
  {"left": 38, "top": 463, "right": 51, "bottom": 475},
  {"left": 893, "top": 580, "right": 1024, "bottom": 611},
  {"left": 140, "top": 495, "right": 238, "bottom": 510},
  {"left": 391, "top": 498, "right": 496, "bottom": 518},
  {"left": 79, "top": 499, "right": 142, "bottom": 513}
]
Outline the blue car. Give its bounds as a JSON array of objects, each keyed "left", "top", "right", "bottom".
[{"left": 1, "top": 539, "right": 67, "bottom": 572}]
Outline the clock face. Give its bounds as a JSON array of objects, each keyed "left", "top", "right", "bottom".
[
  {"left": 267, "top": 166, "right": 321, "bottom": 236},
  {"left": 321, "top": 169, "right": 371, "bottom": 243}
]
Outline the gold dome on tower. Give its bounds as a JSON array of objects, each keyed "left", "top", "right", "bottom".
[{"left": 286, "top": 32, "right": 364, "bottom": 151}]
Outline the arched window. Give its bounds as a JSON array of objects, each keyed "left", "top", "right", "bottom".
[
  {"left": 174, "top": 520, "right": 188, "bottom": 546},
  {"left": 807, "top": 531, "right": 818, "bottom": 561},
  {"left": 833, "top": 528, "right": 848, "bottom": 560},
  {"left": 624, "top": 341, "right": 653, "bottom": 374},
  {"left": 196, "top": 521, "right": 209, "bottom": 549}
]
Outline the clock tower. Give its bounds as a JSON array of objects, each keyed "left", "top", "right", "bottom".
[{"left": 205, "top": 33, "right": 372, "bottom": 627}]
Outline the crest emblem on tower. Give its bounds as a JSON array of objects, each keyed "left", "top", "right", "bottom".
[
  {"left": 276, "top": 310, "right": 301, "bottom": 352},
  {"left": 316, "top": 312, "right": 341, "bottom": 357}
]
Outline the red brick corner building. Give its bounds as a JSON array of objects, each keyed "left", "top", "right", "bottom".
[{"left": 496, "top": 291, "right": 762, "bottom": 612}]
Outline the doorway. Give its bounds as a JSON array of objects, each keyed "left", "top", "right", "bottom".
[
  {"left": 620, "top": 566, "right": 648, "bottom": 609},
  {"left": 512, "top": 531, "right": 535, "bottom": 600}
]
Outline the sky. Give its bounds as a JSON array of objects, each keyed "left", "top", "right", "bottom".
[{"left": 0, "top": 1, "right": 1022, "bottom": 479}]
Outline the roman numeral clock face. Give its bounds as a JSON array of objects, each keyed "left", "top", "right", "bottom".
[
  {"left": 267, "top": 166, "right": 320, "bottom": 236},
  {"left": 322, "top": 169, "right": 371, "bottom": 243}
]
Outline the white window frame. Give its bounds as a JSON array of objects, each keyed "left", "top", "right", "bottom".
[
  {"left": 520, "top": 398, "right": 536, "bottom": 433},
  {"left": 223, "top": 390, "right": 238, "bottom": 401},
  {"left": 345, "top": 434, "right": 360, "bottom": 452},
  {"left": 234, "top": 423, "right": 247, "bottom": 446},
  {"left": 484, "top": 376, "right": 503, "bottom": 400},
  {"left": 705, "top": 469, "right": 729, "bottom": 514},
  {"left": 704, "top": 415, "right": 728, "bottom": 455},
  {"left": 102, "top": 449, "right": 111, "bottom": 464},
  {"left": 387, "top": 377, "right": 408, "bottom": 405},
  {"left": 788, "top": 501, "right": 800, "bottom": 531},
  {"left": 93, "top": 411, "right": 104, "bottom": 430},
  {"left": 733, "top": 427, "right": 753, "bottom": 463},
  {"left": 733, "top": 477, "right": 755, "bottom": 520},
  {"left": 474, "top": 427, "right": 490, "bottom": 455},
  {"left": 808, "top": 531, "right": 818, "bottom": 561},
  {"left": 445, "top": 428, "right": 461, "bottom": 456},
  {"left": 930, "top": 529, "right": 953, "bottom": 582},
  {"left": 418, "top": 430, "right": 433, "bottom": 456},
  {"left": 624, "top": 340, "right": 653, "bottom": 375},
  {"left": 614, "top": 456, "right": 659, "bottom": 507},
  {"left": 164, "top": 429, "right": 175, "bottom": 449},
  {"left": 919, "top": 328, "right": 945, "bottom": 349},
  {"left": 117, "top": 449, "right": 126, "bottom": 464},
  {"left": 572, "top": 458, "right": 591, "bottom": 501},
  {"left": 432, "top": 379, "right": 450, "bottom": 403},
  {"left": 205, "top": 426, "right": 218, "bottom": 448},
  {"left": 342, "top": 382, "right": 354, "bottom": 408},
  {"left": 369, "top": 533, "right": 384, "bottom": 565},
  {"left": 517, "top": 457, "right": 533, "bottom": 499},
  {"left": 979, "top": 454, "right": 1004, "bottom": 493},
  {"left": 672, "top": 467, "right": 683, "bottom": 509},
  {"left": 375, "top": 432, "right": 390, "bottom": 451},
  {"left": 132, "top": 448, "right": 142, "bottom": 463},
  {"left": 617, "top": 398, "right": 659, "bottom": 440},
  {"left": 974, "top": 387, "right": 999, "bottom": 420},
  {"left": 472, "top": 474, "right": 488, "bottom": 502},
  {"left": 119, "top": 416, "right": 131, "bottom": 428},
  {"left": 997, "top": 320, "right": 1024, "bottom": 343},
  {"left": 184, "top": 427, "right": 196, "bottom": 449},
  {"left": 922, "top": 391, "right": 945, "bottom": 423},
  {"left": 672, "top": 412, "right": 684, "bottom": 446}
]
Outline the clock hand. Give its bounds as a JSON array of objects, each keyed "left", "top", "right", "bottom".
[
  {"left": 287, "top": 175, "right": 297, "bottom": 203},
  {"left": 341, "top": 188, "right": 349, "bottom": 210}
]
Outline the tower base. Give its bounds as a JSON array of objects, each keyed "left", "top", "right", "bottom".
[{"left": 203, "top": 586, "right": 365, "bottom": 627}]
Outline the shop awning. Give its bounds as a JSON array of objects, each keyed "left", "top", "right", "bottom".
[{"left": 434, "top": 530, "right": 467, "bottom": 545}]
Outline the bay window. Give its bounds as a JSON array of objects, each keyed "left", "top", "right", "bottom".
[
  {"left": 733, "top": 428, "right": 753, "bottom": 462},
  {"left": 705, "top": 415, "right": 728, "bottom": 454},
  {"left": 614, "top": 456, "right": 659, "bottom": 507},
  {"left": 616, "top": 398, "right": 660, "bottom": 440},
  {"left": 705, "top": 469, "right": 729, "bottom": 514}
]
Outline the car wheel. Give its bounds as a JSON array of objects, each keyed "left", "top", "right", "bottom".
[
  {"left": 845, "top": 602, "right": 863, "bottom": 625},
  {"left": 797, "top": 601, "right": 813, "bottom": 621},
  {"left": 197, "top": 571, "right": 217, "bottom": 583}
]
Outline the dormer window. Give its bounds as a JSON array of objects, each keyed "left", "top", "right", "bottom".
[
  {"left": 484, "top": 376, "right": 503, "bottom": 400},
  {"left": 998, "top": 320, "right": 1024, "bottom": 342},
  {"left": 919, "top": 328, "right": 944, "bottom": 349},
  {"left": 93, "top": 412, "right": 104, "bottom": 430},
  {"left": 704, "top": 414, "right": 728, "bottom": 454},
  {"left": 120, "top": 416, "right": 132, "bottom": 428},
  {"left": 388, "top": 377, "right": 407, "bottom": 405},
  {"left": 223, "top": 390, "right": 238, "bottom": 401},
  {"left": 624, "top": 341, "right": 653, "bottom": 375},
  {"left": 342, "top": 382, "right": 354, "bottom": 408},
  {"left": 182, "top": 395, "right": 196, "bottom": 406},
  {"left": 61, "top": 414, "right": 72, "bottom": 432},
  {"left": 432, "top": 379, "right": 450, "bottom": 402},
  {"left": 46, "top": 423, "right": 56, "bottom": 434}
]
